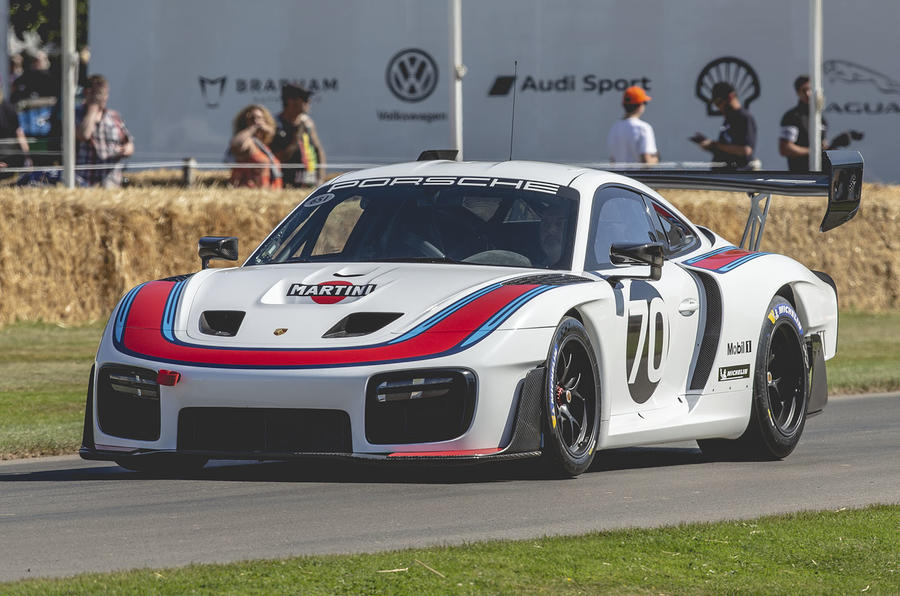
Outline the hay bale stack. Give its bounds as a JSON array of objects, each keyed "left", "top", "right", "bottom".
[
  {"left": 0, "top": 183, "right": 895, "bottom": 326},
  {"left": 0, "top": 187, "right": 305, "bottom": 325},
  {"left": 666, "top": 185, "right": 898, "bottom": 313}
]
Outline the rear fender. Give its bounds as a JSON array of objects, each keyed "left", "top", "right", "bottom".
[{"left": 691, "top": 254, "right": 838, "bottom": 392}]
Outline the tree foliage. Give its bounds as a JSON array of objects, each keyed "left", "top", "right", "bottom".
[{"left": 9, "top": 0, "right": 90, "bottom": 50}]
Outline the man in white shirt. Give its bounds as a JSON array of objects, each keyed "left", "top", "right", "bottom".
[{"left": 607, "top": 86, "right": 659, "bottom": 165}]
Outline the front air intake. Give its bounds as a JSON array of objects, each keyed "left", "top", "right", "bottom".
[
  {"left": 323, "top": 312, "right": 403, "bottom": 338},
  {"left": 97, "top": 365, "right": 161, "bottom": 440},
  {"left": 199, "top": 310, "right": 245, "bottom": 337},
  {"left": 365, "top": 369, "right": 476, "bottom": 444}
]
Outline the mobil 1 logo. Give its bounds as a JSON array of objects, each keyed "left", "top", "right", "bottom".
[{"left": 626, "top": 281, "right": 670, "bottom": 404}]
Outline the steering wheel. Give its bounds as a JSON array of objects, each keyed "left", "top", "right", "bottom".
[{"left": 402, "top": 235, "right": 446, "bottom": 258}]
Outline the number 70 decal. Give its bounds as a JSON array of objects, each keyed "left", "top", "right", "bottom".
[{"left": 625, "top": 283, "right": 670, "bottom": 404}]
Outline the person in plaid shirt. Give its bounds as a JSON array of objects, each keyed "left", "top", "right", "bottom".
[{"left": 75, "top": 74, "right": 134, "bottom": 187}]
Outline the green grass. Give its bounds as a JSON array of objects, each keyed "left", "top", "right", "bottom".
[
  {"left": 0, "top": 322, "right": 103, "bottom": 458},
  {"left": 827, "top": 311, "right": 900, "bottom": 394},
  {"left": 0, "top": 312, "right": 897, "bottom": 459},
  {"left": 3, "top": 506, "right": 898, "bottom": 594}
]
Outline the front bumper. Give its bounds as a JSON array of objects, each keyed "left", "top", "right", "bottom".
[{"left": 83, "top": 329, "right": 551, "bottom": 463}]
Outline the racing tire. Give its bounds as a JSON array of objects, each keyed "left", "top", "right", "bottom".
[
  {"left": 541, "top": 317, "right": 601, "bottom": 477},
  {"left": 115, "top": 454, "right": 208, "bottom": 476},
  {"left": 699, "top": 295, "right": 810, "bottom": 461}
]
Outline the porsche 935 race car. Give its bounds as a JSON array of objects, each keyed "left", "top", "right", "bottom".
[{"left": 80, "top": 150, "right": 863, "bottom": 476}]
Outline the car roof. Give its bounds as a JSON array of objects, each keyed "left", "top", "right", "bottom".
[{"left": 330, "top": 160, "right": 606, "bottom": 188}]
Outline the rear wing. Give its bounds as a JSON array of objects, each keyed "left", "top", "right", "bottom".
[{"left": 611, "top": 150, "right": 863, "bottom": 250}]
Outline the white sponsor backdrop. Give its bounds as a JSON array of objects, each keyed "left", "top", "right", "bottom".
[{"left": 91, "top": 0, "right": 899, "bottom": 180}]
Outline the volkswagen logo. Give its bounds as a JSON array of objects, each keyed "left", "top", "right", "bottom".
[{"left": 386, "top": 48, "right": 438, "bottom": 103}]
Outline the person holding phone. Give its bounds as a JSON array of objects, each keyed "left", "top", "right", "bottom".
[
  {"left": 75, "top": 74, "right": 134, "bottom": 187},
  {"left": 690, "top": 82, "right": 758, "bottom": 171}
]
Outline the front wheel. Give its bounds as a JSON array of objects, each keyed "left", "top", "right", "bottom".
[
  {"left": 699, "top": 295, "right": 810, "bottom": 460},
  {"left": 541, "top": 317, "right": 601, "bottom": 477}
]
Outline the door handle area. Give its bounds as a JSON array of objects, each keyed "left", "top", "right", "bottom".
[{"left": 678, "top": 298, "right": 699, "bottom": 316}]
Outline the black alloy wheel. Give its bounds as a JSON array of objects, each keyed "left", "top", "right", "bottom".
[
  {"left": 542, "top": 317, "right": 601, "bottom": 477},
  {"left": 698, "top": 295, "right": 809, "bottom": 461},
  {"left": 765, "top": 319, "right": 806, "bottom": 437}
]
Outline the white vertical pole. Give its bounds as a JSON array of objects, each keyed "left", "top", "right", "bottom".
[
  {"left": 0, "top": 0, "right": 8, "bottom": 100},
  {"left": 62, "top": 0, "right": 77, "bottom": 188},
  {"left": 809, "top": 0, "right": 823, "bottom": 171},
  {"left": 449, "top": 0, "right": 464, "bottom": 160}
]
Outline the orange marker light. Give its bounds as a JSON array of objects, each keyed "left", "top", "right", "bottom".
[{"left": 156, "top": 370, "right": 181, "bottom": 386}]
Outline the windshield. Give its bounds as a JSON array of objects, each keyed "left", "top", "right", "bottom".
[{"left": 248, "top": 176, "right": 580, "bottom": 269}]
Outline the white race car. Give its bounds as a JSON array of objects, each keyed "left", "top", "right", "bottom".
[{"left": 80, "top": 151, "right": 862, "bottom": 476}]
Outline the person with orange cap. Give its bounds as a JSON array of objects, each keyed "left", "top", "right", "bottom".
[{"left": 607, "top": 86, "right": 658, "bottom": 165}]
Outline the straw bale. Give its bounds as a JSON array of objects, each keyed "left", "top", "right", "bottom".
[{"left": 0, "top": 183, "right": 896, "bottom": 326}]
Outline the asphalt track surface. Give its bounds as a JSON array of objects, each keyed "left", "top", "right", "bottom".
[{"left": 1, "top": 393, "right": 898, "bottom": 582}]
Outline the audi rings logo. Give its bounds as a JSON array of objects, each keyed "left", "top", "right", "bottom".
[{"left": 386, "top": 48, "right": 438, "bottom": 102}]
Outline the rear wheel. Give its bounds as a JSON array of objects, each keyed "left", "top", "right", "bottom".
[
  {"left": 699, "top": 295, "right": 809, "bottom": 460},
  {"left": 115, "top": 454, "right": 208, "bottom": 476},
  {"left": 541, "top": 317, "right": 601, "bottom": 477}
]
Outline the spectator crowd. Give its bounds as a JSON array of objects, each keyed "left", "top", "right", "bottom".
[{"left": 2, "top": 40, "right": 860, "bottom": 188}]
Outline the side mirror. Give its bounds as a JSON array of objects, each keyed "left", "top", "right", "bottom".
[
  {"left": 609, "top": 242, "right": 664, "bottom": 282},
  {"left": 198, "top": 236, "right": 238, "bottom": 270}
]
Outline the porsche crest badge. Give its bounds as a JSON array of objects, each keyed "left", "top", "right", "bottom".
[{"left": 273, "top": 328, "right": 288, "bottom": 336}]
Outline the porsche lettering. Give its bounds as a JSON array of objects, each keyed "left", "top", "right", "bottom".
[{"left": 328, "top": 176, "right": 562, "bottom": 195}]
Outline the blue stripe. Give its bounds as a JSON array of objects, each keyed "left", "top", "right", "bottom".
[
  {"left": 459, "top": 285, "right": 553, "bottom": 348},
  {"left": 389, "top": 282, "right": 503, "bottom": 344},
  {"left": 161, "top": 279, "right": 187, "bottom": 342},
  {"left": 114, "top": 284, "right": 144, "bottom": 344}
]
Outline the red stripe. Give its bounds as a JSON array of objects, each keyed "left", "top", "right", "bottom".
[
  {"left": 388, "top": 448, "right": 502, "bottom": 457},
  {"left": 691, "top": 249, "right": 754, "bottom": 271},
  {"left": 119, "top": 281, "right": 537, "bottom": 367}
]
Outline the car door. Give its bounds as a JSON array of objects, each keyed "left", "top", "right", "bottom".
[{"left": 585, "top": 185, "right": 701, "bottom": 416}]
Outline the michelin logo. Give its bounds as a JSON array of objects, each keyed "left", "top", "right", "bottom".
[
  {"left": 718, "top": 365, "right": 751, "bottom": 382},
  {"left": 768, "top": 303, "right": 803, "bottom": 335}
]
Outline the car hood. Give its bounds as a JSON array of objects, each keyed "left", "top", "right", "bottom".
[{"left": 173, "top": 262, "right": 546, "bottom": 347}]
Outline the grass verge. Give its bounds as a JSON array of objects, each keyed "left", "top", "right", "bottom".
[
  {"left": 0, "top": 311, "right": 897, "bottom": 459},
  {"left": 827, "top": 311, "right": 900, "bottom": 394},
  {"left": 3, "top": 506, "right": 898, "bottom": 594},
  {"left": 0, "top": 322, "right": 103, "bottom": 459}
]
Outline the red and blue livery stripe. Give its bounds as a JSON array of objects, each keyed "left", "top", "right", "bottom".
[
  {"left": 112, "top": 279, "right": 555, "bottom": 369},
  {"left": 684, "top": 246, "right": 767, "bottom": 273}
]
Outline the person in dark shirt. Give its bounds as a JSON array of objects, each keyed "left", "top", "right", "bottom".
[
  {"left": 778, "top": 75, "right": 861, "bottom": 172},
  {"left": 0, "top": 93, "right": 32, "bottom": 177},
  {"left": 10, "top": 49, "right": 57, "bottom": 103},
  {"left": 690, "top": 82, "right": 759, "bottom": 170},
  {"left": 270, "top": 84, "right": 326, "bottom": 187}
]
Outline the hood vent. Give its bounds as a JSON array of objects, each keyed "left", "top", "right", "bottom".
[
  {"left": 323, "top": 312, "right": 403, "bottom": 338},
  {"left": 199, "top": 310, "right": 246, "bottom": 337}
]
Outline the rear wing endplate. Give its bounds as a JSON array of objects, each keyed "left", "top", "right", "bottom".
[{"left": 611, "top": 150, "right": 863, "bottom": 249}]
